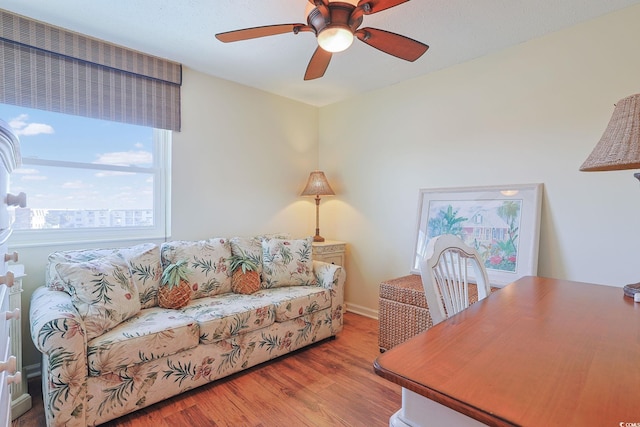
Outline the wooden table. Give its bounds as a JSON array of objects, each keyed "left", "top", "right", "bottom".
[{"left": 374, "top": 276, "right": 640, "bottom": 426}]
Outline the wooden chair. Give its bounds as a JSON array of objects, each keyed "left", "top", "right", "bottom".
[{"left": 419, "top": 234, "right": 491, "bottom": 325}]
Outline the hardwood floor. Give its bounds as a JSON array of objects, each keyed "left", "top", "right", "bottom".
[{"left": 13, "top": 313, "right": 400, "bottom": 427}]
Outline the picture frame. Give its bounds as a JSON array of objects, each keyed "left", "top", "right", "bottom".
[{"left": 411, "top": 183, "right": 543, "bottom": 287}]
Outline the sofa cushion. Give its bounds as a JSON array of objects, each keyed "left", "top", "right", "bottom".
[
  {"left": 117, "top": 243, "right": 162, "bottom": 309},
  {"left": 55, "top": 256, "right": 141, "bottom": 340},
  {"left": 253, "top": 286, "right": 331, "bottom": 322},
  {"left": 87, "top": 307, "right": 200, "bottom": 377},
  {"left": 47, "top": 247, "right": 118, "bottom": 290},
  {"left": 261, "top": 237, "right": 316, "bottom": 288},
  {"left": 161, "top": 238, "right": 232, "bottom": 299},
  {"left": 180, "top": 294, "right": 276, "bottom": 344}
]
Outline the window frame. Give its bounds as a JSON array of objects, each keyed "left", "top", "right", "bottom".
[{"left": 9, "top": 128, "right": 171, "bottom": 247}]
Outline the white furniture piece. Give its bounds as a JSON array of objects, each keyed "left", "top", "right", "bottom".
[
  {"left": 312, "top": 240, "right": 346, "bottom": 267},
  {"left": 1, "top": 282, "right": 18, "bottom": 427},
  {"left": 8, "top": 265, "right": 31, "bottom": 420},
  {"left": 0, "top": 119, "right": 25, "bottom": 426},
  {"left": 419, "top": 234, "right": 490, "bottom": 325}
]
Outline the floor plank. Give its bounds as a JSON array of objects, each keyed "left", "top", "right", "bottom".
[{"left": 13, "top": 313, "right": 400, "bottom": 426}]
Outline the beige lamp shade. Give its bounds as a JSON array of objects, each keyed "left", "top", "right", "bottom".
[
  {"left": 301, "top": 171, "right": 335, "bottom": 196},
  {"left": 580, "top": 93, "right": 640, "bottom": 171}
]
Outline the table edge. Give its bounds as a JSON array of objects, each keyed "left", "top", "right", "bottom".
[{"left": 373, "top": 358, "right": 517, "bottom": 427}]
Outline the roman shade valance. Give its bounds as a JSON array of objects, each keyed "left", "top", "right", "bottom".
[{"left": 0, "top": 9, "right": 182, "bottom": 131}]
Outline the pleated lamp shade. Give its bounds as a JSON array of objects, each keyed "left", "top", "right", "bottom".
[
  {"left": 301, "top": 171, "right": 335, "bottom": 196},
  {"left": 580, "top": 94, "right": 640, "bottom": 171}
]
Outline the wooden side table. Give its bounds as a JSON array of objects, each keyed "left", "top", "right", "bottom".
[{"left": 312, "top": 240, "right": 346, "bottom": 267}]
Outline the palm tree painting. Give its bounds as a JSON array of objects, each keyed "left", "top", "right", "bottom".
[{"left": 423, "top": 199, "right": 523, "bottom": 273}]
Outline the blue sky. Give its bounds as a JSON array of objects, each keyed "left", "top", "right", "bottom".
[{"left": 0, "top": 104, "right": 156, "bottom": 211}]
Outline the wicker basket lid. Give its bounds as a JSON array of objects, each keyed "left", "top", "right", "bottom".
[{"left": 580, "top": 93, "right": 640, "bottom": 172}]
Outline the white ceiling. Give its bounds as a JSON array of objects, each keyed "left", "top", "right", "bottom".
[{"left": 3, "top": 0, "right": 640, "bottom": 107}]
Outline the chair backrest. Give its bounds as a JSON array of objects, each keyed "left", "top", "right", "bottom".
[{"left": 420, "top": 234, "right": 491, "bottom": 326}]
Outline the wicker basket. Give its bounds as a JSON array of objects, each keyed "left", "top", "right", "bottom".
[
  {"left": 378, "top": 274, "right": 489, "bottom": 352},
  {"left": 378, "top": 275, "right": 432, "bottom": 352}
]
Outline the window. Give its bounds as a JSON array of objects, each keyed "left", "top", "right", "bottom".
[{"left": 1, "top": 103, "right": 171, "bottom": 245}]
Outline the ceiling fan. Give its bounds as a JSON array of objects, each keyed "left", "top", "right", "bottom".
[{"left": 215, "top": 0, "right": 429, "bottom": 80}]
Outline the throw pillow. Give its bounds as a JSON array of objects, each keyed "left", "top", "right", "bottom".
[
  {"left": 47, "top": 247, "right": 118, "bottom": 291},
  {"left": 55, "top": 257, "right": 141, "bottom": 341},
  {"left": 261, "top": 237, "right": 316, "bottom": 288},
  {"left": 117, "top": 243, "right": 162, "bottom": 309},
  {"left": 160, "top": 238, "right": 232, "bottom": 298}
]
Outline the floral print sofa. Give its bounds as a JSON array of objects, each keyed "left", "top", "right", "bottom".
[{"left": 29, "top": 236, "right": 345, "bottom": 426}]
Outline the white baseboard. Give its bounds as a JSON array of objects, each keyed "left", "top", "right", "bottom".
[{"left": 345, "top": 302, "right": 378, "bottom": 320}]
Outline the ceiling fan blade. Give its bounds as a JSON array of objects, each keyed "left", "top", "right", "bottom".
[
  {"left": 304, "top": 47, "right": 332, "bottom": 80},
  {"left": 357, "top": 0, "right": 409, "bottom": 14},
  {"left": 356, "top": 27, "right": 428, "bottom": 61},
  {"left": 216, "top": 24, "right": 305, "bottom": 43}
]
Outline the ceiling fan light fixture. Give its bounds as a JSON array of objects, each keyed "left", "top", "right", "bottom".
[{"left": 317, "top": 26, "right": 354, "bottom": 53}]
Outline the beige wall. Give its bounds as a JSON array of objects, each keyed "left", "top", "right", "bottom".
[
  {"left": 171, "top": 69, "right": 319, "bottom": 239},
  {"left": 319, "top": 4, "right": 640, "bottom": 315},
  {"left": 14, "top": 68, "right": 320, "bottom": 367},
  {"left": 15, "top": 3, "right": 640, "bottom": 368}
]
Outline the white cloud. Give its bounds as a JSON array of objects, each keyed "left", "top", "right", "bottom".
[
  {"left": 9, "top": 114, "right": 55, "bottom": 136},
  {"left": 62, "top": 180, "right": 92, "bottom": 189},
  {"left": 13, "top": 168, "right": 40, "bottom": 175},
  {"left": 94, "top": 171, "right": 136, "bottom": 178},
  {"left": 95, "top": 150, "right": 152, "bottom": 166},
  {"left": 14, "top": 167, "right": 46, "bottom": 181},
  {"left": 21, "top": 175, "right": 47, "bottom": 181}
]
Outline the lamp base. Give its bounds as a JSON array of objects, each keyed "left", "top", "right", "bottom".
[{"left": 313, "top": 234, "right": 325, "bottom": 243}]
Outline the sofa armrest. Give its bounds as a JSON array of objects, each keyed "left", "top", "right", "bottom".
[
  {"left": 313, "top": 261, "right": 346, "bottom": 333},
  {"left": 313, "top": 261, "right": 345, "bottom": 292},
  {"left": 30, "top": 286, "right": 88, "bottom": 427},
  {"left": 30, "top": 286, "right": 87, "bottom": 356}
]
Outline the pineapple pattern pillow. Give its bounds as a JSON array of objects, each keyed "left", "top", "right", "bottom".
[
  {"left": 261, "top": 237, "right": 316, "bottom": 288},
  {"left": 229, "top": 237, "right": 264, "bottom": 275},
  {"left": 229, "top": 234, "right": 290, "bottom": 294},
  {"left": 161, "top": 238, "right": 232, "bottom": 298}
]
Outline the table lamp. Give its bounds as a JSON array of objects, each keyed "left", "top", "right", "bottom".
[
  {"left": 301, "top": 170, "right": 335, "bottom": 242},
  {"left": 580, "top": 93, "right": 640, "bottom": 175},
  {"left": 580, "top": 93, "right": 640, "bottom": 300}
]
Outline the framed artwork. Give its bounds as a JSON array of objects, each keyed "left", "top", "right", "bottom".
[{"left": 411, "top": 184, "right": 543, "bottom": 286}]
